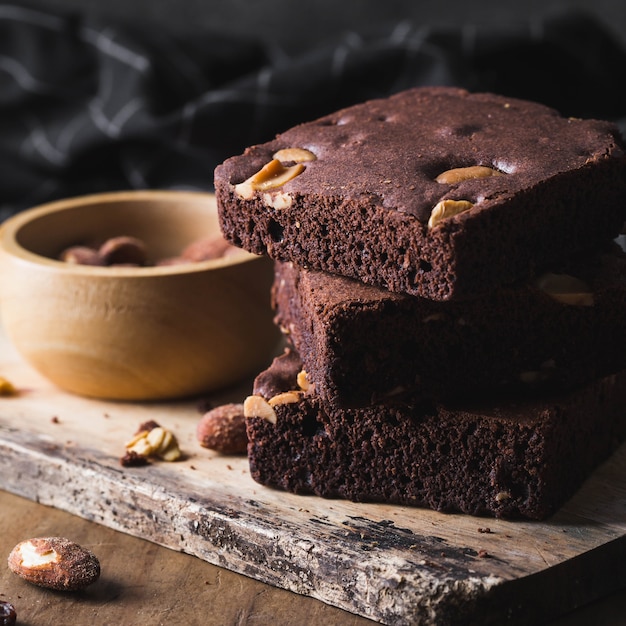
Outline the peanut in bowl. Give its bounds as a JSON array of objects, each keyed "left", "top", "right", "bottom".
[{"left": 0, "top": 190, "right": 280, "bottom": 401}]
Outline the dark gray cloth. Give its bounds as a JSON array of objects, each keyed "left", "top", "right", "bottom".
[{"left": 1, "top": 3, "right": 625, "bottom": 219}]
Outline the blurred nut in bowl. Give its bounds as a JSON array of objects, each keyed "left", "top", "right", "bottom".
[{"left": 0, "top": 191, "right": 280, "bottom": 400}]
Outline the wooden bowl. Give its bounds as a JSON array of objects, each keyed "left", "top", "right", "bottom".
[{"left": 0, "top": 191, "right": 280, "bottom": 400}]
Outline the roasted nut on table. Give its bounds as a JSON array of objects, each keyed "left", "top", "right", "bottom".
[
  {"left": 197, "top": 403, "right": 248, "bottom": 455},
  {"left": 8, "top": 537, "right": 101, "bottom": 591}
]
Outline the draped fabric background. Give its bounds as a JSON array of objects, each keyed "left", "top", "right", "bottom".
[{"left": 1, "top": 2, "right": 626, "bottom": 220}]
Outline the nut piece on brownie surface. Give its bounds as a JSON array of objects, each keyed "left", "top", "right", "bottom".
[
  {"left": 234, "top": 159, "right": 306, "bottom": 199},
  {"left": 8, "top": 537, "right": 101, "bottom": 591}
]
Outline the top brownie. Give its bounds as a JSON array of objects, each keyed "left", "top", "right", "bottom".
[{"left": 215, "top": 87, "right": 626, "bottom": 300}]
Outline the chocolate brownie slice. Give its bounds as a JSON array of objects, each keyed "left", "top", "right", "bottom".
[
  {"left": 215, "top": 86, "right": 626, "bottom": 300},
  {"left": 244, "top": 349, "right": 626, "bottom": 520},
  {"left": 272, "top": 247, "right": 626, "bottom": 408}
]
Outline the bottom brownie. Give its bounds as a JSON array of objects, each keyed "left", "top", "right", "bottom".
[{"left": 244, "top": 349, "right": 626, "bottom": 520}]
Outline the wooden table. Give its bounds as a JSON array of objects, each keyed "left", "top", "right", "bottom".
[
  {"left": 0, "top": 490, "right": 623, "bottom": 626},
  {"left": 0, "top": 490, "right": 373, "bottom": 625},
  {"left": 1, "top": 325, "right": 626, "bottom": 625}
]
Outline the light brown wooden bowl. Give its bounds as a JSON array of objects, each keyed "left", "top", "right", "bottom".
[{"left": 0, "top": 190, "right": 280, "bottom": 400}]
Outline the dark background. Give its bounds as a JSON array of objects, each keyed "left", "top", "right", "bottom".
[
  {"left": 2, "top": 0, "right": 626, "bottom": 218},
  {"left": 23, "top": 0, "right": 626, "bottom": 51}
]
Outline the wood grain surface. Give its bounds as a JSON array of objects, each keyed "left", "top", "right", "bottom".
[
  {"left": 2, "top": 491, "right": 626, "bottom": 626},
  {"left": 0, "top": 490, "right": 374, "bottom": 626},
  {"left": 1, "top": 327, "right": 625, "bottom": 625}
]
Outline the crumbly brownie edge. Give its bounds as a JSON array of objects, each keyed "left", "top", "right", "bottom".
[
  {"left": 272, "top": 250, "right": 626, "bottom": 408},
  {"left": 216, "top": 155, "right": 626, "bottom": 301},
  {"left": 215, "top": 87, "right": 626, "bottom": 300}
]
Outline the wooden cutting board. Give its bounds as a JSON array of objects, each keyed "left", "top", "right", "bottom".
[{"left": 0, "top": 327, "right": 625, "bottom": 626}]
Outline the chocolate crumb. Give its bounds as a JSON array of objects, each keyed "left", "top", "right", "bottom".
[
  {"left": 136, "top": 420, "right": 160, "bottom": 434},
  {"left": 120, "top": 450, "right": 150, "bottom": 467},
  {"left": 478, "top": 527, "right": 493, "bottom": 534},
  {"left": 51, "top": 416, "right": 60, "bottom": 424},
  {"left": 477, "top": 549, "right": 490, "bottom": 558}
]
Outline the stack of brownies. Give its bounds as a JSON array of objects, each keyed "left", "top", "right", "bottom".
[{"left": 214, "top": 86, "right": 626, "bottom": 519}]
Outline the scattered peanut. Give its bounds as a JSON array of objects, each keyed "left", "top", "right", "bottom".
[
  {"left": 8, "top": 537, "right": 100, "bottom": 591},
  {"left": 123, "top": 421, "right": 181, "bottom": 463},
  {"left": 197, "top": 403, "right": 248, "bottom": 454},
  {"left": 428, "top": 199, "right": 474, "bottom": 229}
]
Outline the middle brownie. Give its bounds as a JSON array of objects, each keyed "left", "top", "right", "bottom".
[{"left": 273, "top": 247, "right": 626, "bottom": 408}]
